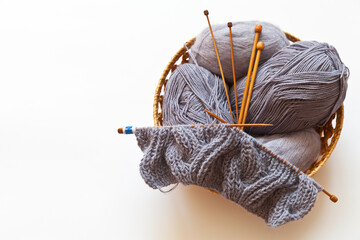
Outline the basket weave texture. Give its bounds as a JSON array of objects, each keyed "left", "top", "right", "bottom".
[{"left": 153, "top": 32, "right": 344, "bottom": 177}]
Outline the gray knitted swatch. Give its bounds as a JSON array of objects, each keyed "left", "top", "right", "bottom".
[{"left": 135, "top": 125, "right": 322, "bottom": 227}]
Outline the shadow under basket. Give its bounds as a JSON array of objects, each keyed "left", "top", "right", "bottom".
[{"left": 153, "top": 32, "right": 344, "bottom": 177}]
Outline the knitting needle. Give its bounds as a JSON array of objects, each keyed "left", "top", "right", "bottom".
[
  {"left": 203, "top": 108, "right": 227, "bottom": 123},
  {"left": 204, "top": 10, "right": 235, "bottom": 124},
  {"left": 238, "top": 24, "right": 262, "bottom": 125},
  {"left": 228, "top": 22, "right": 239, "bottom": 122},
  {"left": 203, "top": 108, "right": 273, "bottom": 127},
  {"left": 281, "top": 158, "right": 338, "bottom": 203},
  {"left": 240, "top": 42, "right": 265, "bottom": 130},
  {"left": 118, "top": 123, "right": 273, "bottom": 134},
  {"left": 118, "top": 127, "right": 337, "bottom": 203},
  {"left": 277, "top": 152, "right": 338, "bottom": 203},
  {"left": 322, "top": 189, "right": 338, "bottom": 203}
]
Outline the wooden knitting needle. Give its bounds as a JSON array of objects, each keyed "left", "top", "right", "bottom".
[
  {"left": 322, "top": 189, "right": 338, "bottom": 203},
  {"left": 119, "top": 128, "right": 338, "bottom": 203},
  {"left": 238, "top": 24, "right": 262, "bottom": 125},
  {"left": 203, "top": 109, "right": 227, "bottom": 123},
  {"left": 119, "top": 126, "right": 337, "bottom": 203},
  {"left": 228, "top": 22, "right": 239, "bottom": 122},
  {"left": 240, "top": 42, "right": 265, "bottom": 130},
  {"left": 118, "top": 122, "right": 273, "bottom": 134},
  {"left": 204, "top": 10, "right": 235, "bottom": 124},
  {"left": 203, "top": 109, "right": 273, "bottom": 127}
]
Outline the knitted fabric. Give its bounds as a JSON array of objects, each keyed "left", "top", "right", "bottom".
[{"left": 135, "top": 125, "right": 322, "bottom": 227}]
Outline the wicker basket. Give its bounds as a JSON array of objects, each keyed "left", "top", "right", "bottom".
[{"left": 153, "top": 32, "right": 344, "bottom": 177}]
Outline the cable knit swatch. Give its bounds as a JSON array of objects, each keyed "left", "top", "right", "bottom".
[{"left": 135, "top": 125, "right": 322, "bottom": 227}]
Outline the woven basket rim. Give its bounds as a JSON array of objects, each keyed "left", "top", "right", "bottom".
[{"left": 153, "top": 31, "right": 344, "bottom": 177}]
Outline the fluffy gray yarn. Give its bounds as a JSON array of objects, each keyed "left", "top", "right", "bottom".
[
  {"left": 257, "top": 128, "right": 321, "bottom": 172},
  {"left": 135, "top": 125, "right": 322, "bottom": 227},
  {"left": 189, "top": 21, "right": 290, "bottom": 84},
  {"left": 230, "top": 41, "right": 349, "bottom": 135}
]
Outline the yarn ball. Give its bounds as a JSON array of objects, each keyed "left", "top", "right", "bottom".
[
  {"left": 256, "top": 128, "right": 321, "bottom": 172},
  {"left": 163, "top": 63, "right": 232, "bottom": 126},
  {"left": 189, "top": 21, "right": 290, "bottom": 84},
  {"left": 230, "top": 41, "right": 349, "bottom": 136}
]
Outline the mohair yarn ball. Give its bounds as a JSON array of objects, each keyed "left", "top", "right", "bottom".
[
  {"left": 189, "top": 21, "right": 290, "bottom": 84},
  {"left": 230, "top": 41, "right": 349, "bottom": 136}
]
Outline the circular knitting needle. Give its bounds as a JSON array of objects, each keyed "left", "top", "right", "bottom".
[
  {"left": 241, "top": 41, "right": 265, "bottom": 130},
  {"left": 204, "top": 10, "right": 235, "bottom": 124},
  {"left": 238, "top": 24, "right": 262, "bottom": 125},
  {"left": 228, "top": 22, "right": 239, "bottom": 122}
]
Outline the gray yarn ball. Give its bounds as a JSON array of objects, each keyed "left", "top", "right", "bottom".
[
  {"left": 230, "top": 41, "right": 349, "bottom": 136},
  {"left": 256, "top": 128, "right": 321, "bottom": 172},
  {"left": 163, "top": 63, "right": 232, "bottom": 126},
  {"left": 189, "top": 21, "right": 290, "bottom": 84}
]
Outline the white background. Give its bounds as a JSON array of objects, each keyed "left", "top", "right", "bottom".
[{"left": 1, "top": 0, "right": 360, "bottom": 239}]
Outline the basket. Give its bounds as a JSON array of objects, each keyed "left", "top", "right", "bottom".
[{"left": 153, "top": 32, "right": 344, "bottom": 177}]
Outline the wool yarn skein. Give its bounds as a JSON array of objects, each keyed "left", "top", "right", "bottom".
[
  {"left": 230, "top": 41, "right": 349, "bottom": 136},
  {"left": 189, "top": 21, "right": 290, "bottom": 84},
  {"left": 163, "top": 63, "right": 233, "bottom": 126}
]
